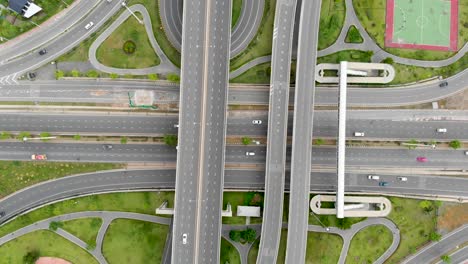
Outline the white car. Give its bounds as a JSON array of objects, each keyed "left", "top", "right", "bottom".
[
  {"left": 245, "top": 152, "right": 255, "bottom": 156},
  {"left": 397, "top": 177, "right": 408, "bottom": 182},
  {"left": 437, "top": 128, "right": 447, "bottom": 133},
  {"left": 182, "top": 233, "right": 187, "bottom": 244},
  {"left": 252, "top": 120, "right": 262, "bottom": 125},
  {"left": 367, "top": 175, "right": 379, "bottom": 180},
  {"left": 85, "top": 22, "right": 94, "bottom": 30},
  {"left": 464, "top": 151, "right": 468, "bottom": 156},
  {"left": 174, "top": 124, "right": 179, "bottom": 128},
  {"left": 354, "top": 132, "right": 365, "bottom": 137}
]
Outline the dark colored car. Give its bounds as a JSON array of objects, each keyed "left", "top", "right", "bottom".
[
  {"left": 28, "top": 72, "right": 36, "bottom": 80},
  {"left": 103, "top": 144, "right": 113, "bottom": 150},
  {"left": 0, "top": 211, "right": 5, "bottom": 217},
  {"left": 439, "top": 81, "right": 448, "bottom": 88},
  {"left": 379, "top": 181, "right": 389, "bottom": 187},
  {"left": 39, "top": 49, "right": 47, "bottom": 55}
]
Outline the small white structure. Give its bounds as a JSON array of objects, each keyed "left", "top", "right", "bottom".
[
  {"left": 222, "top": 203, "right": 233, "bottom": 217},
  {"left": 236, "top": 206, "right": 261, "bottom": 217}
]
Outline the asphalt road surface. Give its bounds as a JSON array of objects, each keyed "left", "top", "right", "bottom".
[
  {"left": 158, "top": 0, "right": 264, "bottom": 57},
  {"left": 258, "top": 0, "right": 298, "bottom": 263},
  {"left": 2, "top": 79, "right": 468, "bottom": 107},
  {"left": 0, "top": 169, "right": 466, "bottom": 226},
  {"left": 0, "top": 1, "right": 123, "bottom": 82},
  {"left": 172, "top": 0, "right": 231, "bottom": 262},
  {"left": 286, "top": 0, "right": 321, "bottom": 262}
]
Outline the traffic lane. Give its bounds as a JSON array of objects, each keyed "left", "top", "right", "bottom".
[
  {"left": 309, "top": 172, "right": 468, "bottom": 196},
  {"left": 0, "top": 169, "right": 176, "bottom": 223},
  {"left": 0, "top": 142, "right": 176, "bottom": 163},
  {"left": 0, "top": 0, "right": 121, "bottom": 77},
  {"left": 0, "top": 113, "right": 179, "bottom": 135}
]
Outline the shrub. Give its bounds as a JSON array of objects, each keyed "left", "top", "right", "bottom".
[
  {"left": 49, "top": 221, "right": 63, "bottom": 231},
  {"left": 241, "top": 228, "right": 256, "bottom": 243},
  {"left": 123, "top": 40, "right": 136, "bottom": 54},
  {"left": 23, "top": 250, "right": 40, "bottom": 264},
  {"left": 449, "top": 140, "right": 461, "bottom": 149},
  {"left": 17, "top": 131, "right": 31, "bottom": 141},
  {"left": 167, "top": 73, "right": 180, "bottom": 83},
  {"left": 229, "top": 230, "right": 242, "bottom": 242},
  {"left": 441, "top": 255, "right": 451, "bottom": 264},
  {"left": 163, "top": 134, "right": 178, "bottom": 147},
  {"left": 87, "top": 70, "right": 99, "bottom": 78},
  {"left": 120, "top": 137, "right": 128, "bottom": 144},
  {"left": 39, "top": 132, "right": 51, "bottom": 141},
  {"left": 382, "top": 57, "right": 394, "bottom": 64},
  {"left": 110, "top": 73, "right": 119, "bottom": 79},
  {"left": 55, "top": 70, "right": 64, "bottom": 79},
  {"left": 430, "top": 232, "right": 442, "bottom": 241},
  {"left": 0, "top": 131, "right": 11, "bottom": 140},
  {"left": 314, "top": 138, "right": 324, "bottom": 146},
  {"left": 73, "top": 134, "right": 81, "bottom": 140},
  {"left": 71, "top": 70, "right": 80, "bottom": 77},
  {"left": 148, "top": 73, "right": 158, "bottom": 80},
  {"left": 242, "top": 137, "right": 252, "bottom": 145}
]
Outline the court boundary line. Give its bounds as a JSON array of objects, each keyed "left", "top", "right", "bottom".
[{"left": 385, "top": 0, "right": 458, "bottom": 51}]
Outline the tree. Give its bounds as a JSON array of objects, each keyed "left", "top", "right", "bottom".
[
  {"left": 120, "top": 137, "right": 128, "bottom": 144},
  {"left": 23, "top": 250, "right": 40, "bottom": 264},
  {"left": 87, "top": 70, "right": 99, "bottom": 78},
  {"left": 17, "top": 131, "right": 31, "bottom": 141},
  {"left": 167, "top": 73, "right": 180, "bottom": 83},
  {"left": 40, "top": 132, "right": 51, "bottom": 141},
  {"left": 148, "top": 73, "right": 159, "bottom": 80},
  {"left": 406, "top": 139, "right": 418, "bottom": 149},
  {"left": 163, "top": 134, "right": 178, "bottom": 147},
  {"left": 241, "top": 228, "right": 257, "bottom": 243},
  {"left": 449, "top": 140, "right": 461, "bottom": 149},
  {"left": 55, "top": 70, "right": 64, "bottom": 79},
  {"left": 49, "top": 221, "right": 63, "bottom": 231},
  {"left": 242, "top": 137, "right": 252, "bottom": 145},
  {"left": 430, "top": 232, "right": 442, "bottom": 241},
  {"left": 441, "top": 255, "right": 451, "bottom": 264},
  {"left": 71, "top": 69, "right": 80, "bottom": 77},
  {"left": 382, "top": 57, "right": 394, "bottom": 64},
  {"left": 0, "top": 131, "right": 11, "bottom": 140},
  {"left": 336, "top": 218, "right": 353, "bottom": 230},
  {"left": 73, "top": 134, "right": 81, "bottom": 140},
  {"left": 314, "top": 138, "right": 324, "bottom": 146},
  {"left": 419, "top": 200, "right": 434, "bottom": 213},
  {"left": 229, "top": 230, "right": 241, "bottom": 242}
]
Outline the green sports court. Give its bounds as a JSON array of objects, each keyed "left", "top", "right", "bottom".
[{"left": 385, "top": 0, "right": 458, "bottom": 51}]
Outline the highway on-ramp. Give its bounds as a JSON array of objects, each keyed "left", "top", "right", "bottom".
[
  {"left": 258, "top": 0, "right": 297, "bottom": 263},
  {"left": 286, "top": 0, "right": 321, "bottom": 262}
]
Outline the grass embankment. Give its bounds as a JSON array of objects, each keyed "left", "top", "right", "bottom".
[
  {"left": 222, "top": 192, "right": 264, "bottom": 225},
  {"left": 62, "top": 218, "right": 102, "bottom": 247},
  {"left": 0, "top": 0, "right": 75, "bottom": 41},
  {"left": 58, "top": 0, "right": 181, "bottom": 67},
  {"left": 230, "top": 62, "right": 271, "bottom": 84},
  {"left": 0, "top": 230, "right": 98, "bottom": 264},
  {"left": 353, "top": 0, "right": 468, "bottom": 60},
  {"left": 96, "top": 15, "right": 160, "bottom": 69},
  {"left": 231, "top": 0, "right": 243, "bottom": 28},
  {"left": 345, "top": 225, "right": 393, "bottom": 263},
  {"left": 318, "top": 0, "right": 346, "bottom": 50},
  {"left": 0, "top": 161, "right": 122, "bottom": 199},
  {"left": 229, "top": 0, "right": 276, "bottom": 71},
  {"left": 385, "top": 197, "right": 438, "bottom": 263},
  {"left": 221, "top": 238, "right": 241, "bottom": 264},
  {"left": 345, "top": 25, "right": 363, "bottom": 43},
  {"left": 0, "top": 192, "right": 174, "bottom": 238},
  {"left": 103, "top": 219, "right": 169, "bottom": 263}
]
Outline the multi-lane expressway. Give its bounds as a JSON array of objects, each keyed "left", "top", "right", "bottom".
[
  {"left": 172, "top": 0, "right": 231, "bottom": 262},
  {"left": 1, "top": 111, "right": 468, "bottom": 141},
  {"left": 1, "top": 74, "right": 468, "bottom": 106},
  {"left": 0, "top": 168, "right": 466, "bottom": 226}
]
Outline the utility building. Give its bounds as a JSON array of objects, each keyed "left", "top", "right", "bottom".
[{"left": 8, "top": 0, "right": 42, "bottom": 18}]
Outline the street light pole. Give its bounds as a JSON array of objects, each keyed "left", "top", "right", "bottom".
[{"left": 121, "top": 2, "right": 143, "bottom": 24}]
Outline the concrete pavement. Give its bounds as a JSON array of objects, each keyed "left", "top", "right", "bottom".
[{"left": 286, "top": 0, "right": 321, "bottom": 262}]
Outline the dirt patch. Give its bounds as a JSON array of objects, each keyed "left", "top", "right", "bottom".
[
  {"left": 36, "top": 257, "right": 72, "bottom": 264},
  {"left": 437, "top": 202, "right": 468, "bottom": 234},
  {"left": 445, "top": 88, "right": 468, "bottom": 109}
]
